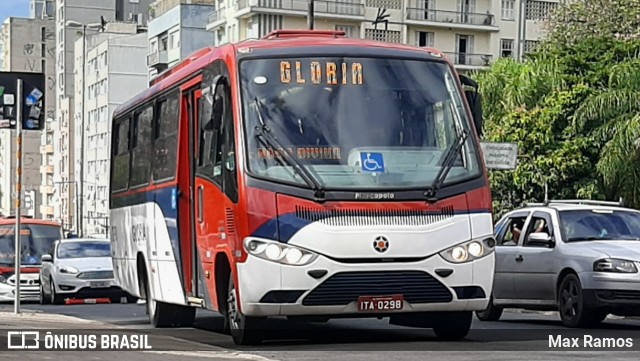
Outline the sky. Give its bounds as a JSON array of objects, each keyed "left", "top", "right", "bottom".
[{"left": 0, "top": 0, "right": 31, "bottom": 25}]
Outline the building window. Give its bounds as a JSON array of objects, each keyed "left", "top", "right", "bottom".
[
  {"left": 525, "top": 0, "right": 557, "bottom": 21},
  {"left": 335, "top": 25, "right": 356, "bottom": 38},
  {"left": 416, "top": 31, "right": 434, "bottom": 47},
  {"left": 501, "top": 0, "right": 515, "bottom": 20},
  {"left": 500, "top": 38, "right": 514, "bottom": 58},
  {"left": 524, "top": 40, "right": 539, "bottom": 53},
  {"left": 170, "top": 31, "right": 179, "bottom": 49}
]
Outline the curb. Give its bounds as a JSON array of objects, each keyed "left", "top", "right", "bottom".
[{"left": 0, "top": 310, "right": 111, "bottom": 327}]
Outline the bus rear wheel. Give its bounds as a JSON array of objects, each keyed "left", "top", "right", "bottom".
[
  {"left": 143, "top": 267, "right": 195, "bottom": 327},
  {"left": 227, "top": 275, "right": 264, "bottom": 345}
]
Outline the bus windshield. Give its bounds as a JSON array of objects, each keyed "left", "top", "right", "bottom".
[
  {"left": 239, "top": 56, "right": 482, "bottom": 190},
  {"left": 0, "top": 224, "right": 62, "bottom": 266}
]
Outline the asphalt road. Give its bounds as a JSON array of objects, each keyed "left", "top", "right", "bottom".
[{"left": 2, "top": 301, "right": 640, "bottom": 360}]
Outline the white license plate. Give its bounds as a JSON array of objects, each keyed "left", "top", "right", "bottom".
[{"left": 89, "top": 281, "right": 110, "bottom": 288}]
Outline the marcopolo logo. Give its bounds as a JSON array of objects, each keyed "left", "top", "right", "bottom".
[{"left": 5, "top": 331, "right": 153, "bottom": 350}]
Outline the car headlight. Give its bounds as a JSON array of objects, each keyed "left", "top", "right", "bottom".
[
  {"left": 57, "top": 266, "right": 79, "bottom": 274},
  {"left": 593, "top": 258, "right": 638, "bottom": 273},
  {"left": 439, "top": 237, "right": 495, "bottom": 264},
  {"left": 244, "top": 238, "right": 318, "bottom": 266}
]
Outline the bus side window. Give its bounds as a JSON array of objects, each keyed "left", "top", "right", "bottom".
[{"left": 220, "top": 78, "right": 238, "bottom": 203}]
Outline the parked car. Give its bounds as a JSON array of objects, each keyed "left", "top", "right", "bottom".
[
  {"left": 476, "top": 200, "right": 640, "bottom": 327},
  {"left": 39, "top": 238, "right": 136, "bottom": 304}
]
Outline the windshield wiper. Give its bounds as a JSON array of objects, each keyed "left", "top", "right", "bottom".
[
  {"left": 424, "top": 129, "right": 469, "bottom": 202},
  {"left": 253, "top": 98, "right": 326, "bottom": 202},
  {"left": 567, "top": 236, "right": 611, "bottom": 242}
]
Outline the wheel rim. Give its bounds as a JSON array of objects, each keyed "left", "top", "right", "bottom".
[
  {"left": 227, "top": 284, "right": 241, "bottom": 331},
  {"left": 560, "top": 278, "right": 580, "bottom": 321}
]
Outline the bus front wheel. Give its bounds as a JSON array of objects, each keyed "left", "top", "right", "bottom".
[
  {"left": 432, "top": 311, "right": 473, "bottom": 340},
  {"left": 226, "top": 275, "right": 264, "bottom": 345}
]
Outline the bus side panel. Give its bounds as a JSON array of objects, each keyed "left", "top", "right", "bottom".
[{"left": 150, "top": 192, "right": 187, "bottom": 306}]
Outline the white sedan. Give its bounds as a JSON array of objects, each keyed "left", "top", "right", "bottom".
[{"left": 39, "top": 238, "right": 137, "bottom": 304}]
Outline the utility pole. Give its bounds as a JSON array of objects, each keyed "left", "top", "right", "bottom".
[
  {"left": 14, "top": 78, "right": 23, "bottom": 314},
  {"left": 307, "top": 0, "right": 315, "bottom": 30},
  {"left": 517, "top": 0, "right": 528, "bottom": 60}
]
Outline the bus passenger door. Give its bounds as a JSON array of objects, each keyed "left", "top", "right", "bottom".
[{"left": 194, "top": 61, "right": 237, "bottom": 312}]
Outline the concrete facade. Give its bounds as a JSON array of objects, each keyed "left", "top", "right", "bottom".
[
  {"left": 54, "top": 0, "right": 117, "bottom": 233},
  {"left": 30, "top": 0, "right": 56, "bottom": 19},
  {"left": 147, "top": 0, "right": 215, "bottom": 79},
  {"left": 74, "top": 24, "right": 148, "bottom": 236},
  {"left": 0, "top": 17, "right": 56, "bottom": 218},
  {"left": 206, "top": 0, "right": 560, "bottom": 71}
]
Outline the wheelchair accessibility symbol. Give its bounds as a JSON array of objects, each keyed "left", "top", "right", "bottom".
[{"left": 360, "top": 152, "right": 385, "bottom": 172}]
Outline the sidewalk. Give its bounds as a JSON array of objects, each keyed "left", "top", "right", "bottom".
[{"left": 0, "top": 309, "right": 276, "bottom": 361}]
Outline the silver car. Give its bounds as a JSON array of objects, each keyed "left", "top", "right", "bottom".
[{"left": 476, "top": 200, "right": 640, "bottom": 327}]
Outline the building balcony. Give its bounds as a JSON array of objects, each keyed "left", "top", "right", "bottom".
[
  {"left": 206, "top": 7, "right": 227, "bottom": 30},
  {"left": 41, "top": 164, "right": 54, "bottom": 174},
  {"left": 40, "top": 185, "right": 54, "bottom": 194},
  {"left": 147, "top": 50, "right": 169, "bottom": 71},
  {"left": 41, "top": 144, "right": 54, "bottom": 154},
  {"left": 235, "top": 0, "right": 364, "bottom": 20},
  {"left": 444, "top": 52, "right": 493, "bottom": 69},
  {"left": 406, "top": 9, "right": 499, "bottom": 32}
]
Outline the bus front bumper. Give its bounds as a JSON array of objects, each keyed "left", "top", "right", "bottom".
[{"left": 236, "top": 252, "right": 494, "bottom": 317}]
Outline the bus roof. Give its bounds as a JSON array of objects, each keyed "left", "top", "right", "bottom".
[
  {"left": 0, "top": 217, "right": 62, "bottom": 227},
  {"left": 113, "top": 29, "right": 449, "bottom": 119}
]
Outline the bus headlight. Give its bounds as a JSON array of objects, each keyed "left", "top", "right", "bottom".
[
  {"left": 439, "top": 237, "right": 495, "bottom": 264},
  {"left": 244, "top": 238, "right": 318, "bottom": 266}
]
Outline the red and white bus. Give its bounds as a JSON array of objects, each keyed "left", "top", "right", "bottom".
[
  {"left": 109, "top": 30, "right": 495, "bottom": 345},
  {"left": 0, "top": 217, "right": 64, "bottom": 302}
]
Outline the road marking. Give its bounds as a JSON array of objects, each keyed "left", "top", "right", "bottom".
[{"left": 143, "top": 350, "right": 276, "bottom": 360}]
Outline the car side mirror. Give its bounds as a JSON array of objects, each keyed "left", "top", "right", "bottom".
[
  {"left": 459, "top": 74, "right": 484, "bottom": 138},
  {"left": 41, "top": 254, "right": 52, "bottom": 263},
  {"left": 528, "top": 232, "right": 555, "bottom": 247}
]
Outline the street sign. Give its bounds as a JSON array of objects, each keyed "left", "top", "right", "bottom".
[
  {"left": 0, "top": 72, "right": 45, "bottom": 130},
  {"left": 480, "top": 142, "right": 518, "bottom": 170}
]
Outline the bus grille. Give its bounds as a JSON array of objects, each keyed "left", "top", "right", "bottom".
[
  {"left": 77, "top": 271, "right": 114, "bottom": 280},
  {"left": 295, "top": 206, "right": 454, "bottom": 226},
  {"left": 302, "top": 271, "right": 453, "bottom": 306}
]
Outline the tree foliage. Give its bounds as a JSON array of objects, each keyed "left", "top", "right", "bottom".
[{"left": 473, "top": 0, "right": 640, "bottom": 216}]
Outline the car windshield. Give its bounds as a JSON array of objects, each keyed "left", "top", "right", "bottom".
[
  {"left": 0, "top": 224, "right": 62, "bottom": 266},
  {"left": 239, "top": 56, "right": 482, "bottom": 190},
  {"left": 559, "top": 210, "right": 640, "bottom": 241},
  {"left": 57, "top": 241, "right": 111, "bottom": 259}
]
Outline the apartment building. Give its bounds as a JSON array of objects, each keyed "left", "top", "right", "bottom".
[
  {"left": 30, "top": 0, "right": 56, "bottom": 19},
  {"left": 0, "top": 17, "right": 56, "bottom": 218},
  {"left": 206, "top": 0, "right": 559, "bottom": 71},
  {"left": 73, "top": 23, "right": 148, "bottom": 236},
  {"left": 54, "top": 0, "right": 152, "bottom": 233},
  {"left": 147, "top": 0, "right": 216, "bottom": 79}
]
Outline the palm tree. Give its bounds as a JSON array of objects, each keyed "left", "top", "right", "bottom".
[{"left": 574, "top": 59, "right": 640, "bottom": 206}]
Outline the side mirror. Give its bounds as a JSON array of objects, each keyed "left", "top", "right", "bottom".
[
  {"left": 41, "top": 254, "right": 52, "bottom": 263},
  {"left": 527, "top": 232, "right": 555, "bottom": 247},
  {"left": 459, "top": 74, "right": 484, "bottom": 138}
]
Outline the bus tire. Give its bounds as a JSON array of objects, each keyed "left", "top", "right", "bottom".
[
  {"left": 143, "top": 266, "right": 195, "bottom": 327},
  {"left": 432, "top": 311, "right": 472, "bottom": 340},
  {"left": 475, "top": 296, "right": 503, "bottom": 321},
  {"left": 227, "top": 274, "right": 263, "bottom": 345}
]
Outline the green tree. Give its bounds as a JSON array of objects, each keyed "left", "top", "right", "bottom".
[{"left": 573, "top": 59, "right": 640, "bottom": 206}]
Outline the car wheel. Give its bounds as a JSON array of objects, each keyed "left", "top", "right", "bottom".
[
  {"left": 432, "top": 311, "right": 473, "bottom": 340},
  {"left": 50, "top": 279, "right": 64, "bottom": 305},
  {"left": 557, "top": 273, "right": 597, "bottom": 327},
  {"left": 475, "top": 295, "right": 503, "bottom": 321},
  {"left": 40, "top": 283, "right": 50, "bottom": 305},
  {"left": 227, "top": 274, "right": 263, "bottom": 345}
]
